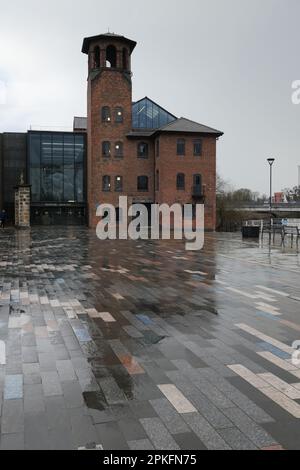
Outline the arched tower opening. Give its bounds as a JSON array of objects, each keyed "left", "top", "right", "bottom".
[
  {"left": 106, "top": 45, "right": 117, "bottom": 68},
  {"left": 93, "top": 46, "right": 100, "bottom": 68}
]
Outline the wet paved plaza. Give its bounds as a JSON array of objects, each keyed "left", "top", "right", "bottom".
[{"left": 0, "top": 227, "right": 300, "bottom": 450}]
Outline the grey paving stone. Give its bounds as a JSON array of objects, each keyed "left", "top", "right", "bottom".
[
  {"left": 41, "top": 371, "right": 63, "bottom": 397},
  {"left": 222, "top": 407, "right": 278, "bottom": 448},
  {"left": 173, "top": 432, "right": 207, "bottom": 450},
  {"left": 0, "top": 432, "right": 25, "bottom": 450},
  {"left": 150, "top": 398, "right": 190, "bottom": 435},
  {"left": 96, "top": 422, "right": 129, "bottom": 450},
  {"left": 128, "top": 439, "right": 154, "bottom": 450},
  {"left": 68, "top": 407, "right": 99, "bottom": 449},
  {"left": 219, "top": 428, "right": 258, "bottom": 450},
  {"left": 4, "top": 375, "right": 23, "bottom": 400},
  {"left": 24, "top": 412, "right": 50, "bottom": 450},
  {"left": 56, "top": 359, "right": 76, "bottom": 381},
  {"left": 61, "top": 381, "right": 84, "bottom": 408},
  {"left": 1, "top": 399, "right": 24, "bottom": 434},
  {"left": 183, "top": 413, "right": 231, "bottom": 450},
  {"left": 140, "top": 417, "right": 180, "bottom": 450},
  {"left": 99, "top": 377, "right": 126, "bottom": 405},
  {"left": 118, "top": 417, "right": 148, "bottom": 441}
]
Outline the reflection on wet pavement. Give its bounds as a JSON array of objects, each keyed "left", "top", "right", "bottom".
[{"left": 0, "top": 227, "right": 300, "bottom": 449}]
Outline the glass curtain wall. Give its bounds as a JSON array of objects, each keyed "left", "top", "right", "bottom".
[{"left": 29, "top": 132, "right": 85, "bottom": 204}]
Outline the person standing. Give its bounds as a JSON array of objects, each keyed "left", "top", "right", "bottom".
[{"left": 0, "top": 210, "right": 7, "bottom": 229}]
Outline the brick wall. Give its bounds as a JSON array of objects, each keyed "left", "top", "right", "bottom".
[
  {"left": 86, "top": 37, "right": 218, "bottom": 231},
  {"left": 155, "top": 134, "right": 217, "bottom": 230}
]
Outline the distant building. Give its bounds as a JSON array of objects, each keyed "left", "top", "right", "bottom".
[
  {"left": 273, "top": 192, "right": 285, "bottom": 203},
  {"left": 0, "top": 33, "right": 223, "bottom": 228}
]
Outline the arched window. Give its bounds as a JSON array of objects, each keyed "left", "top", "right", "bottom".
[
  {"left": 102, "top": 175, "right": 111, "bottom": 191},
  {"left": 156, "top": 170, "right": 160, "bottom": 191},
  {"left": 193, "top": 174, "right": 202, "bottom": 195},
  {"left": 137, "top": 142, "right": 149, "bottom": 158},
  {"left": 194, "top": 139, "right": 202, "bottom": 156},
  {"left": 115, "top": 176, "right": 123, "bottom": 192},
  {"left": 122, "top": 47, "right": 128, "bottom": 70},
  {"left": 137, "top": 176, "right": 149, "bottom": 191},
  {"left": 94, "top": 46, "right": 100, "bottom": 68},
  {"left": 177, "top": 139, "right": 185, "bottom": 156},
  {"left": 101, "top": 106, "right": 111, "bottom": 122},
  {"left": 102, "top": 141, "right": 111, "bottom": 157},
  {"left": 177, "top": 173, "right": 185, "bottom": 190},
  {"left": 115, "top": 107, "right": 123, "bottom": 123},
  {"left": 106, "top": 45, "right": 117, "bottom": 68},
  {"left": 114, "top": 142, "right": 123, "bottom": 158}
]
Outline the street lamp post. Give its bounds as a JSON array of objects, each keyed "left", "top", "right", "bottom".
[{"left": 267, "top": 158, "right": 275, "bottom": 217}]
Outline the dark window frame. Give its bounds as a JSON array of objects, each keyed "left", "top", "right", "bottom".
[
  {"left": 102, "top": 175, "right": 111, "bottom": 192},
  {"left": 193, "top": 139, "right": 203, "bottom": 157},
  {"left": 114, "top": 141, "right": 123, "bottom": 158},
  {"left": 115, "top": 175, "right": 123, "bottom": 192},
  {"left": 102, "top": 141, "right": 111, "bottom": 158},
  {"left": 177, "top": 139, "right": 186, "bottom": 156},
  {"left": 137, "top": 142, "right": 149, "bottom": 158},
  {"left": 177, "top": 173, "right": 185, "bottom": 190},
  {"left": 137, "top": 175, "right": 149, "bottom": 192},
  {"left": 101, "top": 106, "right": 111, "bottom": 123},
  {"left": 115, "top": 107, "right": 124, "bottom": 123}
]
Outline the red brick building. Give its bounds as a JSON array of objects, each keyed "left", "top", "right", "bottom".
[{"left": 81, "top": 33, "right": 223, "bottom": 230}]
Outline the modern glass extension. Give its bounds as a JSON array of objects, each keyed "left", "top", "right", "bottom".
[
  {"left": 132, "top": 97, "right": 176, "bottom": 129},
  {"left": 28, "top": 131, "right": 86, "bottom": 225}
]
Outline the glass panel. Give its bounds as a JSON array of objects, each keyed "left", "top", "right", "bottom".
[
  {"left": 75, "top": 135, "right": 84, "bottom": 163},
  {"left": 64, "top": 134, "right": 74, "bottom": 168},
  {"left": 138, "top": 176, "right": 148, "bottom": 191},
  {"left": 132, "top": 98, "right": 176, "bottom": 129},
  {"left": 64, "top": 169, "right": 75, "bottom": 201},
  {"left": 194, "top": 140, "right": 202, "bottom": 156},
  {"left": 115, "top": 176, "right": 123, "bottom": 192},
  {"left": 75, "top": 167, "right": 84, "bottom": 202},
  {"left": 30, "top": 168, "right": 40, "bottom": 202},
  {"left": 30, "top": 134, "right": 40, "bottom": 166}
]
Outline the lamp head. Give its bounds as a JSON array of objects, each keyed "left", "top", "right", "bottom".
[{"left": 267, "top": 158, "right": 275, "bottom": 166}]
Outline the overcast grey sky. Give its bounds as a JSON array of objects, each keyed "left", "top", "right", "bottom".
[{"left": 0, "top": 0, "right": 299, "bottom": 194}]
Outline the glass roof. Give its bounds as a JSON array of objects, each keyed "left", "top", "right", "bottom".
[{"left": 132, "top": 98, "right": 176, "bottom": 130}]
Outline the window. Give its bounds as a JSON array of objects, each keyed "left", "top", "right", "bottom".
[
  {"left": 194, "top": 139, "right": 202, "bottom": 156},
  {"left": 102, "top": 141, "right": 111, "bottom": 157},
  {"left": 115, "top": 107, "right": 123, "bottom": 123},
  {"left": 115, "top": 176, "right": 123, "bottom": 192},
  {"left": 137, "top": 142, "right": 149, "bottom": 158},
  {"left": 106, "top": 45, "right": 117, "bottom": 68},
  {"left": 137, "top": 176, "right": 149, "bottom": 191},
  {"left": 102, "top": 175, "right": 111, "bottom": 191},
  {"left": 94, "top": 46, "right": 100, "bottom": 68},
  {"left": 114, "top": 142, "right": 123, "bottom": 158},
  {"left": 193, "top": 174, "right": 202, "bottom": 195},
  {"left": 29, "top": 132, "right": 85, "bottom": 204},
  {"left": 194, "top": 174, "right": 202, "bottom": 187},
  {"left": 177, "top": 139, "right": 185, "bottom": 156},
  {"left": 156, "top": 170, "right": 160, "bottom": 191},
  {"left": 102, "top": 106, "right": 111, "bottom": 123},
  {"left": 156, "top": 139, "right": 160, "bottom": 157},
  {"left": 177, "top": 173, "right": 185, "bottom": 190},
  {"left": 122, "top": 48, "right": 128, "bottom": 70}
]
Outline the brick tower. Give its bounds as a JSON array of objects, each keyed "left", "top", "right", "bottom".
[{"left": 82, "top": 33, "right": 137, "bottom": 227}]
